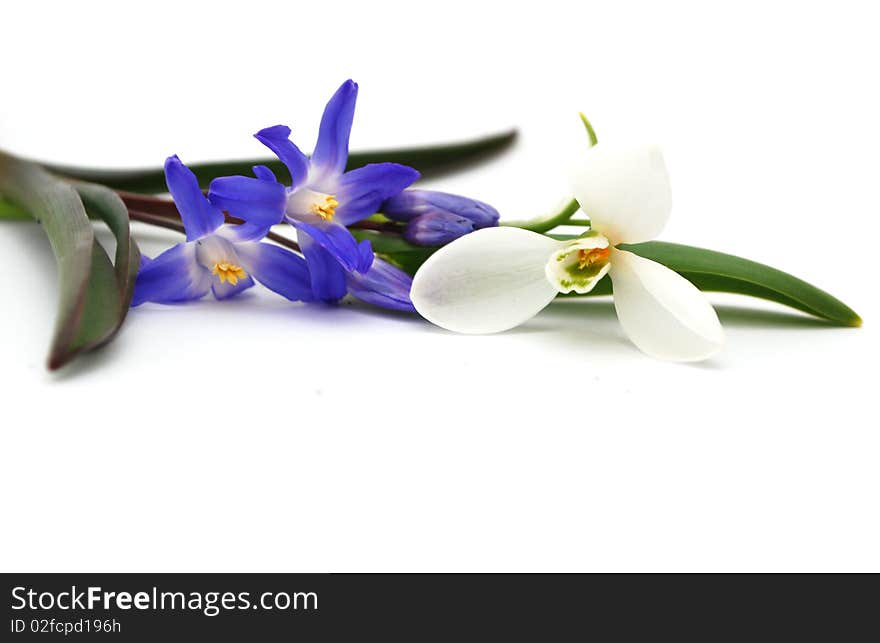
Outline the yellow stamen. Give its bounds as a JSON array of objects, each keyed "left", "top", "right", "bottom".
[
  {"left": 310, "top": 194, "right": 339, "bottom": 221},
  {"left": 212, "top": 262, "right": 247, "bottom": 285},
  {"left": 577, "top": 247, "right": 610, "bottom": 270}
]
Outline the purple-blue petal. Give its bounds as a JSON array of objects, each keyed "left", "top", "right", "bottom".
[
  {"left": 300, "top": 234, "right": 348, "bottom": 302},
  {"left": 382, "top": 189, "right": 500, "bottom": 228},
  {"left": 254, "top": 125, "right": 310, "bottom": 188},
  {"left": 287, "top": 215, "right": 368, "bottom": 273},
  {"left": 252, "top": 164, "right": 278, "bottom": 183},
  {"left": 217, "top": 222, "right": 273, "bottom": 243},
  {"left": 404, "top": 211, "right": 476, "bottom": 246},
  {"left": 346, "top": 258, "right": 416, "bottom": 312},
  {"left": 310, "top": 80, "right": 358, "bottom": 183},
  {"left": 164, "top": 156, "right": 225, "bottom": 241},
  {"left": 208, "top": 175, "right": 286, "bottom": 228},
  {"left": 212, "top": 274, "right": 255, "bottom": 300},
  {"left": 234, "top": 241, "right": 314, "bottom": 302},
  {"left": 334, "top": 163, "right": 421, "bottom": 226},
  {"left": 132, "top": 242, "right": 211, "bottom": 306},
  {"left": 356, "top": 238, "right": 375, "bottom": 273}
]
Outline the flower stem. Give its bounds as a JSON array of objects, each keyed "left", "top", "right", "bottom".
[
  {"left": 117, "top": 190, "right": 401, "bottom": 234},
  {"left": 128, "top": 210, "right": 301, "bottom": 253},
  {"left": 579, "top": 112, "right": 598, "bottom": 147},
  {"left": 501, "top": 197, "right": 580, "bottom": 233},
  {"left": 128, "top": 210, "right": 185, "bottom": 234},
  {"left": 499, "top": 114, "right": 596, "bottom": 234}
]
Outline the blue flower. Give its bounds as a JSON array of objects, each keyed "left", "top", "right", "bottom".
[
  {"left": 208, "top": 80, "right": 420, "bottom": 302},
  {"left": 132, "top": 156, "right": 314, "bottom": 306},
  {"left": 346, "top": 258, "right": 417, "bottom": 312},
  {"left": 401, "top": 211, "right": 478, "bottom": 246},
  {"left": 381, "top": 189, "right": 500, "bottom": 246}
]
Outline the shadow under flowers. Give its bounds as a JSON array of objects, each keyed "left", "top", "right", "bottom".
[
  {"left": 713, "top": 305, "right": 843, "bottom": 329},
  {"left": 508, "top": 296, "right": 848, "bottom": 368},
  {"left": 541, "top": 297, "right": 843, "bottom": 330}
]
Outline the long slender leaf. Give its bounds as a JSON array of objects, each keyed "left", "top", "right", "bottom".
[
  {"left": 359, "top": 229, "right": 861, "bottom": 326},
  {"left": 75, "top": 182, "right": 141, "bottom": 310},
  {"left": 0, "top": 195, "right": 30, "bottom": 220},
  {"left": 41, "top": 129, "right": 518, "bottom": 194},
  {"left": 565, "top": 240, "right": 860, "bottom": 326},
  {"left": 0, "top": 151, "right": 130, "bottom": 369}
]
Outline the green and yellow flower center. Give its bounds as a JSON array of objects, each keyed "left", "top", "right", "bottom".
[
  {"left": 545, "top": 233, "right": 612, "bottom": 295},
  {"left": 310, "top": 194, "right": 339, "bottom": 221},
  {"left": 212, "top": 262, "right": 247, "bottom": 285},
  {"left": 577, "top": 246, "right": 610, "bottom": 270}
]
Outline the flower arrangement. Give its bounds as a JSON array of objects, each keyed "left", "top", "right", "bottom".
[{"left": 0, "top": 80, "right": 860, "bottom": 370}]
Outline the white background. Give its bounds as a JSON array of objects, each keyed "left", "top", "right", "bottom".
[{"left": 1, "top": 0, "right": 877, "bottom": 572}]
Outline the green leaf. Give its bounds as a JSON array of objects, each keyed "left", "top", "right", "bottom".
[
  {"left": 350, "top": 229, "right": 437, "bottom": 276},
  {"left": 350, "top": 229, "right": 417, "bottom": 254},
  {"left": 562, "top": 240, "right": 861, "bottom": 327},
  {"left": 362, "top": 226, "right": 861, "bottom": 326},
  {"left": 41, "top": 129, "right": 518, "bottom": 194},
  {"left": 74, "top": 182, "right": 141, "bottom": 309},
  {"left": 0, "top": 151, "right": 133, "bottom": 370},
  {"left": 0, "top": 195, "right": 31, "bottom": 220}
]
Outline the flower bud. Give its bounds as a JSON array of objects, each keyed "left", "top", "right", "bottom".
[
  {"left": 404, "top": 211, "right": 476, "bottom": 246},
  {"left": 346, "top": 258, "right": 415, "bottom": 312},
  {"left": 383, "top": 189, "right": 500, "bottom": 229}
]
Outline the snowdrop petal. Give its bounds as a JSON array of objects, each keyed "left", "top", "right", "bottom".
[
  {"left": 610, "top": 249, "right": 724, "bottom": 361},
  {"left": 570, "top": 143, "right": 672, "bottom": 244},
  {"left": 411, "top": 227, "right": 561, "bottom": 334}
]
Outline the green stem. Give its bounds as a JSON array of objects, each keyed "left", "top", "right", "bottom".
[
  {"left": 128, "top": 209, "right": 302, "bottom": 253},
  {"left": 501, "top": 197, "right": 580, "bottom": 233},
  {"left": 500, "top": 113, "right": 597, "bottom": 234},
  {"left": 579, "top": 113, "right": 599, "bottom": 146}
]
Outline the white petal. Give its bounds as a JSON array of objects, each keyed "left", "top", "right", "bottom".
[
  {"left": 411, "top": 227, "right": 561, "bottom": 334},
  {"left": 570, "top": 143, "right": 672, "bottom": 244},
  {"left": 610, "top": 249, "right": 724, "bottom": 361},
  {"left": 194, "top": 234, "right": 240, "bottom": 270}
]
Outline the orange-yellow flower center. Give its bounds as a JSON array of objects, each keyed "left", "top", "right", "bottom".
[
  {"left": 577, "top": 246, "right": 610, "bottom": 270},
  {"left": 212, "top": 262, "right": 247, "bottom": 285},
  {"left": 310, "top": 194, "right": 339, "bottom": 221}
]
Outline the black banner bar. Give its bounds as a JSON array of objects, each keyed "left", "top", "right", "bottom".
[{"left": 2, "top": 573, "right": 875, "bottom": 640}]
